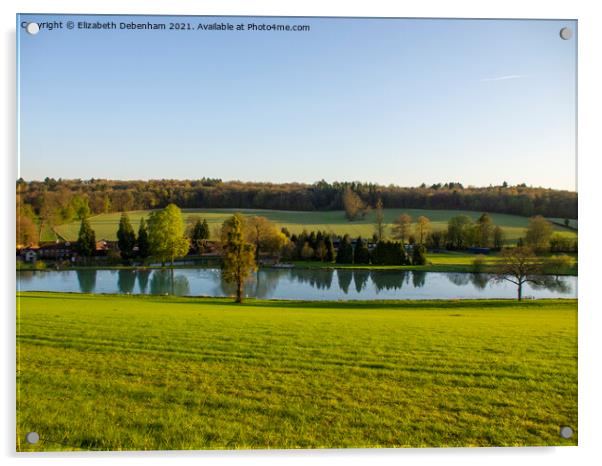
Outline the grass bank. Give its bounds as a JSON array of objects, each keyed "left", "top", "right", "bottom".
[
  {"left": 17, "top": 251, "right": 578, "bottom": 276},
  {"left": 289, "top": 251, "right": 578, "bottom": 275},
  {"left": 17, "top": 292, "right": 577, "bottom": 450}
]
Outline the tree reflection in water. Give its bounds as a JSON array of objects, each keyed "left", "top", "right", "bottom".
[
  {"left": 252, "top": 269, "right": 286, "bottom": 299},
  {"left": 149, "top": 269, "right": 190, "bottom": 296},
  {"left": 218, "top": 269, "right": 286, "bottom": 299},
  {"left": 529, "top": 276, "right": 572, "bottom": 294},
  {"left": 16, "top": 267, "right": 576, "bottom": 299},
  {"left": 353, "top": 269, "right": 370, "bottom": 293},
  {"left": 290, "top": 269, "right": 334, "bottom": 290},
  {"left": 137, "top": 269, "right": 151, "bottom": 294},
  {"left": 117, "top": 269, "right": 136, "bottom": 294},
  {"left": 370, "top": 270, "right": 406, "bottom": 292},
  {"left": 17, "top": 271, "right": 34, "bottom": 284},
  {"left": 76, "top": 269, "right": 97, "bottom": 293},
  {"left": 470, "top": 273, "right": 489, "bottom": 290},
  {"left": 337, "top": 270, "right": 353, "bottom": 295},
  {"left": 447, "top": 273, "right": 471, "bottom": 287},
  {"left": 412, "top": 271, "right": 426, "bottom": 288}
]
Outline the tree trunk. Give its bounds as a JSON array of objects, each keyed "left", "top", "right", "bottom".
[
  {"left": 236, "top": 278, "right": 243, "bottom": 303},
  {"left": 518, "top": 282, "right": 522, "bottom": 301}
]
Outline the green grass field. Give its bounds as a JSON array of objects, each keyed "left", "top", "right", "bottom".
[
  {"left": 17, "top": 292, "right": 577, "bottom": 450},
  {"left": 52, "top": 208, "right": 577, "bottom": 244},
  {"left": 293, "top": 251, "right": 577, "bottom": 275}
]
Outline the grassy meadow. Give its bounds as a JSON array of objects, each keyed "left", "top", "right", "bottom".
[
  {"left": 17, "top": 292, "right": 577, "bottom": 450},
  {"left": 50, "top": 208, "right": 577, "bottom": 244}
]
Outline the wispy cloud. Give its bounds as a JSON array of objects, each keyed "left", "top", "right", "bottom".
[{"left": 480, "top": 74, "right": 528, "bottom": 82}]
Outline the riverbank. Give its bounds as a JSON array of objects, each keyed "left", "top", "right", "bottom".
[
  {"left": 17, "top": 292, "right": 577, "bottom": 451},
  {"left": 16, "top": 251, "right": 578, "bottom": 276}
]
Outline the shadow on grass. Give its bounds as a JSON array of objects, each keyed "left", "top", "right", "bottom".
[{"left": 17, "top": 291, "right": 577, "bottom": 311}]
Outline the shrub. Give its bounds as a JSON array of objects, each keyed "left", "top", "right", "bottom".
[
  {"left": 34, "top": 260, "right": 47, "bottom": 270},
  {"left": 412, "top": 244, "right": 427, "bottom": 266}
]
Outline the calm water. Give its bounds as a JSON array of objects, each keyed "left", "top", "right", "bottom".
[{"left": 17, "top": 268, "right": 577, "bottom": 300}]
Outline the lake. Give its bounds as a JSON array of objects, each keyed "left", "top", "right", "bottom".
[{"left": 17, "top": 268, "right": 577, "bottom": 300}]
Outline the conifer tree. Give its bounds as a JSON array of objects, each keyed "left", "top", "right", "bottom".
[
  {"left": 336, "top": 235, "right": 354, "bottom": 264},
  {"left": 117, "top": 213, "right": 136, "bottom": 261},
  {"left": 353, "top": 236, "right": 371, "bottom": 264},
  {"left": 77, "top": 217, "right": 96, "bottom": 257}
]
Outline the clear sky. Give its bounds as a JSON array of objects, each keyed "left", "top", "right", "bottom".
[{"left": 17, "top": 15, "right": 577, "bottom": 190}]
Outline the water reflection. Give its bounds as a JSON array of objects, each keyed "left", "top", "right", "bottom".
[
  {"left": 530, "top": 276, "right": 572, "bottom": 294},
  {"left": 117, "top": 270, "right": 136, "bottom": 294},
  {"left": 470, "top": 273, "right": 489, "bottom": 290},
  {"left": 353, "top": 269, "right": 370, "bottom": 293},
  {"left": 412, "top": 271, "right": 426, "bottom": 288},
  {"left": 337, "top": 270, "right": 353, "bottom": 295},
  {"left": 150, "top": 269, "right": 190, "bottom": 295},
  {"left": 447, "top": 273, "right": 471, "bottom": 286},
  {"left": 290, "top": 269, "right": 334, "bottom": 290},
  {"left": 76, "top": 269, "right": 97, "bottom": 293},
  {"left": 137, "top": 269, "right": 151, "bottom": 294},
  {"left": 17, "top": 268, "right": 576, "bottom": 300},
  {"left": 252, "top": 268, "right": 284, "bottom": 299},
  {"left": 371, "top": 270, "right": 407, "bottom": 291}
]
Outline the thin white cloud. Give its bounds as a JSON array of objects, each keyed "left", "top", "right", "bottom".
[{"left": 480, "top": 74, "right": 528, "bottom": 82}]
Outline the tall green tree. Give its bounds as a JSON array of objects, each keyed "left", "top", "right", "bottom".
[
  {"left": 77, "top": 217, "right": 96, "bottom": 257},
  {"left": 245, "top": 216, "right": 288, "bottom": 261},
  {"left": 412, "top": 244, "right": 427, "bottom": 265},
  {"left": 190, "top": 217, "right": 210, "bottom": 253},
  {"left": 315, "top": 240, "right": 327, "bottom": 261},
  {"left": 325, "top": 237, "right": 336, "bottom": 263},
  {"left": 117, "top": 213, "right": 136, "bottom": 261},
  {"left": 137, "top": 217, "right": 150, "bottom": 260},
  {"left": 70, "top": 195, "right": 91, "bottom": 220},
  {"left": 353, "top": 236, "right": 371, "bottom": 264},
  {"left": 371, "top": 240, "right": 407, "bottom": 265},
  {"left": 148, "top": 204, "right": 190, "bottom": 265},
  {"left": 221, "top": 214, "right": 257, "bottom": 303},
  {"left": 336, "top": 235, "right": 354, "bottom": 264}
]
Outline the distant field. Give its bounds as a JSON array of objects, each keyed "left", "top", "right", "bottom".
[
  {"left": 548, "top": 218, "right": 578, "bottom": 229},
  {"left": 53, "top": 208, "right": 577, "bottom": 244},
  {"left": 17, "top": 293, "right": 577, "bottom": 450}
]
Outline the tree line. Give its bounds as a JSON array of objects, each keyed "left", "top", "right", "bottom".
[{"left": 17, "top": 178, "right": 577, "bottom": 232}]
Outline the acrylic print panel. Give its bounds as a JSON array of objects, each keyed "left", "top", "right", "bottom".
[{"left": 16, "top": 14, "right": 577, "bottom": 451}]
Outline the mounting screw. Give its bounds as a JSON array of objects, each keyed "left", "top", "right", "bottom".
[
  {"left": 25, "top": 431, "right": 40, "bottom": 444},
  {"left": 559, "top": 426, "right": 573, "bottom": 439},
  {"left": 559, "top": 27, "right": 572, "bottom": 40},
  {"left": 25, "top": 23, "right": 40, "bottom": 35}
]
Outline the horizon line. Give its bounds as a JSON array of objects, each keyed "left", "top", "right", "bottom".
[{"left": 16, "top": 177, "right": 577, "bottom": 192}]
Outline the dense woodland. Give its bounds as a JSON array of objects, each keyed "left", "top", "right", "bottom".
[{"left": 17, "top": 178, "right": 577, "bottom": 220}]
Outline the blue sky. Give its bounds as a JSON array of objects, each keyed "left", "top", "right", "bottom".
[{"left": 17, "top": 15, "right": 576, "bottom": 190}]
